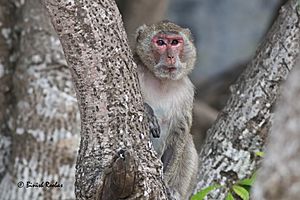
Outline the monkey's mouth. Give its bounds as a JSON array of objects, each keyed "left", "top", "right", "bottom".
[
  {"left": 167, "top": 67, "right": 177, "bottom": 72},
  {"left": 162, "top": 65, "right": 177, "bottom": 73}
]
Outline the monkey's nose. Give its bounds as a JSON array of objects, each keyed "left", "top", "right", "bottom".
[{"left": 167, "top": 56, "right": 175, "bottom": 64}]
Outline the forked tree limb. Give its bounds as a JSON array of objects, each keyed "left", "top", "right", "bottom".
[
  {"left": 43, "top": 0, "right": 167, "bottom": 199},
  {"left": 195, "top": 0, "right": 300, "bottom": 199}
]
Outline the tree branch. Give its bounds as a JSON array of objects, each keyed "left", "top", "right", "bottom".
[
  {"left": 195, "top": 0, "right": 300, "bottom": 198},
  {"left": 252, "top": 57, "right": 300, "bottom": 199},
  {"left": 43, "top": 0, "right": 167, "bottom": 199},
  {"left": 0, "top": 0, "right": 80, "bottom": 198},
  {"left": 0, "top": 0, "right": 14, "bottom": 182}
]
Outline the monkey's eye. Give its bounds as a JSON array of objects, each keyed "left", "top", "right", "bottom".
[
  {"left": 171, "top": 39, "right": 179, "bottom": 45},
  {"left": 156, "top": 40, "right": 165, "bottom": 46}
]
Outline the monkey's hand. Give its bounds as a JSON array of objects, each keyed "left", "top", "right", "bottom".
[{"left": 144, "top": 103, "right": 160, "bottom": 138}]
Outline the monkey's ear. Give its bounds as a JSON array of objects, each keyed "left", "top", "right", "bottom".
[
  {"left": 183, "top": 28, "right": 194, "bottom": 42},
  {"left": 135, "top": 24, "right": 147, "bottom": 42}
]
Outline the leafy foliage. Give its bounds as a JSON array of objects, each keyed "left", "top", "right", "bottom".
[
  {"left": 237, "top": 172, "right": 256, "bottom": 186},
  {"left": 225, "top": 192, "right": 234, "bottom": 200},
  {"left": 191, "top": 171, "right": 257, "bottom": 200},
  {"left": 232, "top": 185, "right": 249, "bottom": 200},
  {"left": 255, "top": 151, "right": 265, "bottom": 157},
  {"left": 191, "top": 185, "right": 221, "bottom": 200}
]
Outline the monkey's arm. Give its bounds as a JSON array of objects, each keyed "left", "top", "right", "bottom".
[
  {"left": 144, "top": 103, "right": 160, "bottom": 138},
  {"left": 162, "top": 106, "right": 193, "bottom": 167},
  {"left": 161, "top": 111, "right": 197, "bottom": 200},
  {"left": 161, "top": 115, "right": 190, "bottom": 172}
]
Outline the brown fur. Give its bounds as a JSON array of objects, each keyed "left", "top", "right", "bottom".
[{"left": 135, "top": 21, "right": 198, "bottom": 200}]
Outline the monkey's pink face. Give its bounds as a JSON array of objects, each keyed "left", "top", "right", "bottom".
[{"left": 151, "top": 33, "right": 186, "bottom": 80}]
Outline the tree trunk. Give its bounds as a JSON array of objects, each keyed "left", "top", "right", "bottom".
[
  {"left": 0, "top": 0, "right": 15, "bottom": 182},
  {"left": 2, "top": 0, "right": 298, "bottom": 199},
  {"left": 252, "top": 58, "right": 300, "bottom": 199},
  {"left": 0, "top": 0, "right": 80, "bottom": 199},
  {"left": 43, "top": 0, "right": 167, "bottom": 199},
  {"left": 195, "top": 0, "right": 300, "bottom": 199}
]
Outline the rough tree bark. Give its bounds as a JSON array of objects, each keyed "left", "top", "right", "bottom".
[
  {"left": 194, "top": 0, "right": 300, "bottom": 199},
  {"left": 43, "top": 0, "right": 167, "bottom": 199},
  {"left": 0, "top": 0, "right": 15, "bottom": 182},
  {"left": 0, "top": 0, "right": 80, "bottom": 199},
  {"left": 252, "top": 59, "right": 300, "bottom": 199}
]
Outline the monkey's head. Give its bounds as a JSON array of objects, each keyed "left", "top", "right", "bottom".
[{"left": 135, "top": 21, "right": 196, "bottom": 80}]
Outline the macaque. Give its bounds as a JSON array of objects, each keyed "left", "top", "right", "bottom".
[{"left": 135, "top": 21, "right": 198, "bottom": 200}]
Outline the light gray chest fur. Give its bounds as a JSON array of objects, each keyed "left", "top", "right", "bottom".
[{"left": 138, "top": 67, "right": 194, "bottom": 157}]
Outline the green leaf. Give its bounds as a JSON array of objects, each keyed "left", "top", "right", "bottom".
[
  {"left": 237, "top": 178, "right": 253, "bottom": 186},
  {"left": 191, "top": 185, "right": 221, "bottom": 200},
  {"left": 232, "top": 185, "right": 249, "bottom": 200},
  {"left": 237, "top": 171, "right": 257, "bottom": 187},
  {"left": 225, "top": 192, "right": 235, "bottom": 200},
  {"left": 255, "top": 151, "right": 265, "bottom": 157}
]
